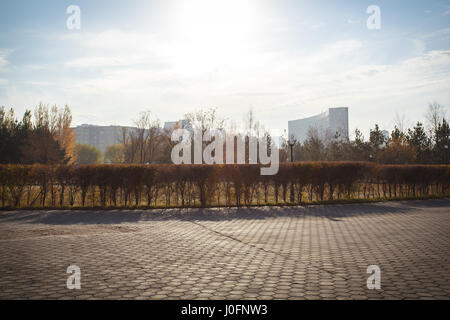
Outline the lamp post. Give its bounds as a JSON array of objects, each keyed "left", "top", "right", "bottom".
[
  {"left": 288, "top": 138, "right": 296, "bottom": 163},
  {"left": 445, "top": 144, "right": 449, "bottom": 164},
  {"left": 288, "top": 137, "right": 297, "bottom": 203}
]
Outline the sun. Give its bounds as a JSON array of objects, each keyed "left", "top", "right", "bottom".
[
  {"left": 171, "top": 0, "right": 261, "bottom": 73},
  {"left": 177, "top": 0, "right": 256, "bottom": 43}
]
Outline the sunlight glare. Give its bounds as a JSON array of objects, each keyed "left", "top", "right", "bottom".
[{"left": 172, "top": 0, "right": 262, "bottom": 73}]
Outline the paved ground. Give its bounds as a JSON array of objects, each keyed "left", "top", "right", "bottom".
[{"left": 0, "top": 199, "right": 449, "bottom": 300}]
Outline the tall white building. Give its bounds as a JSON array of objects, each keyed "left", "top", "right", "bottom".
[{"left": 288, "top": 107, "right": 349, "bottom": 143}]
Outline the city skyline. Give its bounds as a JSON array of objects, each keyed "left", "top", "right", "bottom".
[{"left": 74, "top": 106, "right": 349, "bottom": 153}]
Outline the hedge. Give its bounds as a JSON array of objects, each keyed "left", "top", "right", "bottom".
[{"left": 0, "top": 162, "right": 449, "bottom": 208}]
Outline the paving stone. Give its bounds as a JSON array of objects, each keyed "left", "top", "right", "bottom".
[{"left": 0, "top": 199, "right": 449, "bottom": 300}]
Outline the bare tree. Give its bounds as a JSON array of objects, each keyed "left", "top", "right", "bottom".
[
  {"left": 426, "top": 102, "right": 446, "bottom": 138},
  {"left": 121, "top": 111, "right": 162, "bottom": 164},
  {"left": 185, "top": 107, "right": 226, "bottom": 135},
  {"left": 243, "top": 107, "right": 264, "bottom": 138},
  {"left": 393, "top": 112, "right": 409, "bottom": 134},
  {"left": 183, "top": 107, "right": 226, "bottom": 163}
]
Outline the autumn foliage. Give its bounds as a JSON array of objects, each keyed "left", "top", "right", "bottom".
[{"left": 0, "top": 163, "right": 449, "bottom": 208}]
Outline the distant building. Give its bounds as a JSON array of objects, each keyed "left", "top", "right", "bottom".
[
  {"left": 288, "top": 107, "right": 349, "bottom": 143},
  {"left": 75, "top": 122, "right": 176, "bottom": 153},
  {"left": 381, "top": 130, "right": 390, "bottom": 142},
  {"left": 74, "top": 124, "right": 133, "bottom": 153},
  {"left": 163, "top": 120, "right": 191, "bottom": 132}
]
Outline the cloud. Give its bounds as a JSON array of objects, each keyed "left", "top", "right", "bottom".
[
  {"left": 59, "top": 30, "right": 450, "bottom": 133},
  {"left": 346, "top": 18, "right": 362, "bottom": 24},
  {"left": 21, "top": 81, "right": 55, "bottom": 86},
  {"left": 290, "top": 50, "right": 450, "bottom": 126},
  {"left": 62, "top": 29, "right": 172, "bottom": 71},
  {"left": 420, "top": 27, "right": 450, "bottom": 41},
  {"left": 2, "top": 24, "right": 450, "bottom": 135},
  {"left": 61, "top": 29, "right": 161, "bottom": 53},
  {"left": 26, "top": 65, "right": 46, "bottom": 71},
  {"left": 444, "top": 6, "right": 450, "bottom": 15},
  {"left": 0, "top": 56, "right": 7, "bottom": 68},
  {"left": 0, "top": 50, "right": 11, "bottom": 69},
  {"left": 66, "top": 56, "right": 148, "bottom": 68},
  {"left": 302, "top": 40, "right": 363, "bottom": 66},
  {"left": 411, "top": 39, "right": 426, "bottom": 56},
  {"left": 324, "top": 39, "right": 362, "bottom": 55}
]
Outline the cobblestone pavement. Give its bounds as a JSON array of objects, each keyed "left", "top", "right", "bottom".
[{"left": 0, "top": 199, "right": 449, "bottom": 300}]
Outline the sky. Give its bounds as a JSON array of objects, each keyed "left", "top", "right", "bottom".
[{"left": 0, "top": 0, "right": 450, "bottom": 137}]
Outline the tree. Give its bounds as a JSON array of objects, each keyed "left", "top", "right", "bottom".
[
  {"left": 426, "top": 102, "right": 446, "bottom": 139},
  {"left": 348, "top": 128, "right": 371, "bottom": 161},
  {"left": 32, "top": 103, "right": 75, "bottom": 163},
  {"left": 184, "top": 107, "right": 226, "bottom": 164},
  {"left": 0, "top": 108, "right": 32, "bottom": 163},
  {"left": 20, "top": 127, "right": 68, "bottom": 164},
  {"left": 302, "top": 127, "right": 326, "bottom": 161},
  {"left": 378, "top": 127, "right": 415, "bottom": 164},
  {"left": 326, "top": 132, "right": 345, "bottom": 161},
  {"left": 243, "top": 107, "right": 263, "bottom": 137},
  {"left": 390, "top": 126, "right": 405, "bottom": 142},
  {"left": 1, "top": 105, "right": 71, "bottom": 165},
  {"left": 434, "top": 118, "right": 450, "bottom": 164},
  {"left": 185, "top": 107, "right": 226, "bottom": 136},
  {"left": 393, "top": 113, "right": 409, "bottom": 134},
  {"left": 407, "top": 122, "right": 431, "bottom": 163},
  {"left": 368, "top": 124, "right": 386, "bottom": 160},
  {"left": 278, "top": 131, "right": 291, "bottom": 163},
  {"left": 74, "top": 144, "right": 102, "bottom": 164},
  {"left": 121, "top": 111, "right": 163, "bottom": 164},
  {"left": 369, "top": 124, "right": 386, "bottom": 149},
  {"left": 104, "top": 144, "right": 125, "bottom": 164},
  {"left": 53, "top": 105, "right": 75, "bottom": 163}
]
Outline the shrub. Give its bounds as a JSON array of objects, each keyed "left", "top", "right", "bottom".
[{"left": 0, "top": 163, "right": 448, "bottom": 208}]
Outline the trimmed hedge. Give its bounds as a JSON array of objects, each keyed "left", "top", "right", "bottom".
[{"left": 0, "top": 162, "right": 449, "bottom": 208}]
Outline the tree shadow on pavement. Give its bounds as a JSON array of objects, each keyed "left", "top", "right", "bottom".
[{"left": 1, "top": 198, "right": 448, "bottom": 226}]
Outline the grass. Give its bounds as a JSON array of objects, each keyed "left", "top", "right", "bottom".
[{"left": 0, "top": 194, "right": 448, "bottom": 211}]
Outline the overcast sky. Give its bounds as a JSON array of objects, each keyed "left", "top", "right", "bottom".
[{"left": 1, "top": 0, "right": 450, "bottom": 137}]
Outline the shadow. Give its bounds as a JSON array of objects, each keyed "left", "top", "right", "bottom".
[
  {"left": 1, "top": 198, "right": 448, "bottom": 226},
  {"left": 394, "top": 197, "right": 450, "bottom": 208}
]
